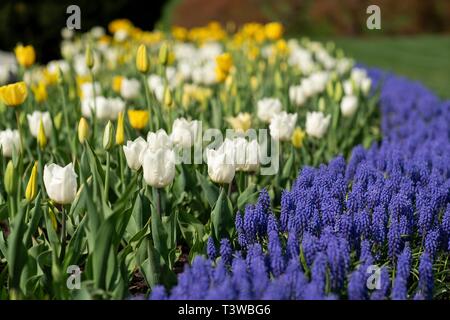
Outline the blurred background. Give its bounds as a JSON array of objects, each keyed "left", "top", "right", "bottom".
[{"left": 0, "top": 0, "right": 449, "bottom": 97}]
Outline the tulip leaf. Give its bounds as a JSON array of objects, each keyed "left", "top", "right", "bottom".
[
  {"left": 237, "top": 183, "right": 259, "bottom": 210},
  {"left": 195, "top": 170, "right": 219, "bottom": 207},
  {"left": 211, "top": 188, "right": 234, "bottom": 241},
  {"left": 7, "top": 203, "right": 28, "bottom": 291},
  {"left": 282, "top": 150, "right": 295, "bottom": 179}
]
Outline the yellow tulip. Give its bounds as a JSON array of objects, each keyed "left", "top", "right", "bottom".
[
  {"left": 216, "top": 53, "right": 233, "bottom": 73},
  {"left": 127, "top": 110, "right": 149, "bottom": 130},
  {"left": 112, "top": 76, "right": 123, "bottom": 93},
  {"left": 159, "top": 42, "right": 170, "bottom": 66},
  {"left": 291, "top": 127, "right": 306, "bottom": 149},
  {"left": 226, "top": 113, "right": 252, "bottom": 133},
  {"left": 25, "top": 161, "right": 38, "bottom": 202},
  {"left": 115, "top": 112, "right": 125, "bottom": 145},
  {"left": 163, "top": 87, "right": 174, "bottom": 109},
  {"left": 78, "top": 117, "right": 90, "bottom": 144},
  {"left": 37, "top": 119, "right": 47, "bottom": 150},
  {"left": 171, "top": 26, "right": 188, "bottom": 41},
  {"left": 136, "top": 44, "right": 149, "bottom": 73},
  {"left": 0, "top": 81, "right": 28, "bottom": 107},
  {"left": 32, "top": 82, "right": 48, "bottom": 103},
  {"left": 264, "top": 22, "right": 284, "bottom": 41},
  {"left": 15, "top": 45, "right": 36, "bottom": 68}
]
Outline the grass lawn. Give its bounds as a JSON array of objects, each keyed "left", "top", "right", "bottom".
[{"left": 330, "top": 35, "right": 450, "bottom": 99}]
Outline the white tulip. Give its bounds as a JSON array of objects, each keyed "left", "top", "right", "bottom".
[
  {"left": 47, "top": 60, "right": 70, "bottom": 75},
  {"left": 305, "top": 111, "right": 331, "bottom": 138},
  {"left": 269, "top": 112, "right": 298, "bottom": 141},
  {"left": 27, "top": 111, "right": 52, "bottom": 138},
  {"left": 81, "top": 96, "right": 125, "bottom": 121},
  {"left": 0, "top": 129, "right": 20, "bottom": 157},
  {"left": 114, "top": 29, "right": 128, "bottom": 42},
  {"left": 206, "top": 146, "right": 236, "bottom": 184},
  {"left": 141, "top": 147, "right": 176, "bottom": 188},
  {"left": 257, "top": 98, "right": 282, "bottom": 123},
  {"left": 289, "top": 85, "right": 306, "bottom": 107},
  {"left": 300, "top": 78, "right": 315, "bottom": 98},
  {"left": 361, "top": 78, "right": 372, "bottom": 95},
  {"left": 343, "top": 79, "right": 354, "bottom": 96},
  {"left": 80, "top": 82, "right": 101, "bottom": 99},
  {"left": 340, "top": 95, "right": 358, "bottom": 117},
  {"left": 170, "top": 118, "right": 200, "bottom": 148},
  {"left": 309, "top": 71, "right": 329, "bottom": 93},
  {"left": 120, "top": 78, "right": 141, "bottom": 100},
  {"left": 123, "top": 137, "right": 147, "bottom": 171},
  {"left": 146, "top": 129, "right": 173, "bottom": 152},
  {"left": 233, "top": 138, "right": 260, "bottom": 172},
  {"left": 43, "top": 163, "right": 78, "bottom": 204}
]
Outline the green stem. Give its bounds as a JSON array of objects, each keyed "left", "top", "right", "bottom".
[
  {"left": 103, "top": 151, "right": 110, "bottom": 203},
  {"left": 59, "top": 205, "right": 67, "bottom": 263},
  {"left": 118, "top": 147, "right": 126, "bottom": 193},
  {"left": 142, "top": 74, "right": 155, "bottom": 131}
]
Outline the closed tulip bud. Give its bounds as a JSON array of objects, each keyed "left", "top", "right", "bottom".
[
  {"left": 163, "top": 87, "right": 173, "bottom": 109},
  {"left": 78, "top": 117, "right": 90, "bottom": 144},
  {"left": 334, "top": 81, "right": 343, "bottom": 102},
  {"left": 158, "top": 42, "right": 170, "bottom": 66},
  {"left": 115, "top": 112, "right": 125, "bottom": 145},
  {"left": 274, "top": 71, "right": 283, "bottom": 89},
  {"left": 25, "top": 161, "right": 38, "bottom": 202},
  {"left": 4, "top": 160, "right": 17, "bottom": 195},
  {"left": 85, "top": 44, "right": 94, "bottom": 69},
  {"left": 291, "top": 127, "right": 305, "bottom": 149},
  {"left": 136, "top": 44, "right": 149, "bottom": 73},
  {"left": 53, "top": 112, "right": 63, "bottom": 130},
  {"left": 37, "top": 119, "right": 47, "bottom": 150},
  {"left": 318, "top": 97, "right": 325, "bottom": 112},
  {"left": 326, "top": 81, "right": 334, "bottom": 98},
  {"left": 103, "top": 120, "right": 114, "bottom": 151}
]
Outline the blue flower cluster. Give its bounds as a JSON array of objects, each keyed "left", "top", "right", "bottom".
[{"left": 150, "top": 69, "right": 450, "bottom": 300}]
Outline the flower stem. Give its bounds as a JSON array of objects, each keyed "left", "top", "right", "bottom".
[
  {"left": 103, "top": 151, "right": 110, "bottom": 203},
  {"left": 59, "top": 205, "right": 67, "bottom": 263}
]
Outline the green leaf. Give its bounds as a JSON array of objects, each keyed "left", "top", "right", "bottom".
[
  {"left": 237, "top": 183, "right": 259, "bottom": 210},
  {"left": 7, "top": 203, "right": 28, "bottom": 291},
  {"left": 196, "top": 170, "right": 219, "bottom": 207},
  {"left": 282, "top": 150, "right": 294, "bottom": 179},
  {"left": 211, "top": 188, "right": 234, "bottom": 241}
]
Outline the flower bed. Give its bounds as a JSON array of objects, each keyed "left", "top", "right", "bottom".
[{"left": 149, "top": 69, "right": 450, "bottom": 300}]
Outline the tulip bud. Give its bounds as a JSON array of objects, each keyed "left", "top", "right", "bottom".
[
  {"left": 115, "top": 112, "right": 125, "bottom": 145},
  {"left": 25, "top": 161, "right": 38, "bottom": 202},
  {"left": 318, "top": 97, "right": 325, "bottom": 112},
  {"left": 53, "top": 112, "right": 63, "bottom": 130},
  {"left": 136, "top": 44, "right": 149, "bottom": 73},
  {"left": 334, "top": 82, "right": 343, "bottom": 103},
  {"left": 4, "top": 160, "right": 17, "bottom": 195},
  {"left": 85, "top": 44, "right": 94, "bottom": 69},
  {"left": 103, "top": 120, "right": 114, "bottom": 151},
  {"left": 163, "top": 87, "right": 173, "bottom": 109},
  {"left": 158, "top": 42, "right": 170, "bottom": 67},
  {"left": 326, "top": 81, "right": 334, "bottom": 98},
  {"left": 37, "top": 119, "right": 47, "bottom": 150},
  {"left": 78, "top": 117, "right": 90, "bottom": 144},
  {"left": 291, "top": 127, "right": 305, "bottom": 149},
  {"left": 274, "top": 71, "right": 283, "bottom": 89}
]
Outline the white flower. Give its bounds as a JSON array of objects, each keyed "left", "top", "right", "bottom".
[
  {"left": 361, "top": 78, "right": 372, "bottom": 95},
  {"left": 90, "top": 26, "right": 105, "bottom": 39},
  {"left": 114, "top": 29, "right": 128, "bottom": 42},
  {"left": 289, "top": 85, "right": 306, "bottom": 107},
  {"left": 47, "top": 60, "right": 70, "bottom": 75},
  {"left": 206, "top": 145, "right": 236, "bottom": 184},
  {"left": 120, "top": 78, "right": 141, "bottom": 100},
  {"left": 61, "top": 28, "right": 74, "bottom": 40},
  {"left": 27, "top": 111, "right": 52, "bottom": 138},
  {"left": 343, "top": 79, "right": 354, "bottom": 96},
  {"left": 257, "top": 98, "right": 282, "bottom": 123},
  {"left": 73, "top": 53, "right": 99, "bottom": 76},
  {"left": 170, "top": 118, "right": 200, "bottom": 148},
  {"left": 146, "top": 129, "right": 173, "bottom": 152},
  {"left": 300, "top": 78, "right": 315, "bottom": 98},
  {"left": 305, "top": 111, "right": 331, "bottom": 138},
  {"left": 0, "top": 129, "right": 20, "bottom": 157},
  {"left": 269, "top": 112, "right": 298, "bottom": 141},
  {"left": 43, "top": 163, "right": 78, "bottom": 204},
  {"left": 340, "top": 95, "right": 358, "bottom": 117},
  {"left": 80, "top": 82, "right": 101, "bottom": 99},
  {"left": 309, "top": 71, "right": 329, "bottom": 93},
  {"left": 233, "top": 138, "right": 260, "bottom": 172},
  {"left": 123, "top": 137, "right": 147, "bottom": 171},
  {"left": 81, "top": 96, "right": 125, "bottom": 121},
  {"left": 141, "top": 147, "right": 176, "bottom": 188}
]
